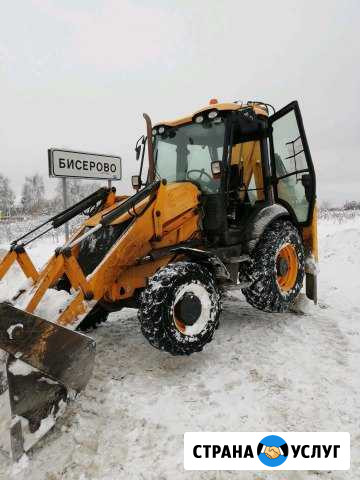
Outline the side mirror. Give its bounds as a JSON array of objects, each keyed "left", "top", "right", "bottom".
[
  {"left": 135, "top": 145, "right": 142, "bottom": 160},
  {"left": 131, "top": 175, "right": 141, "bottom": 190},
  {"left": 211, "top": 160, "right": 222, "bottom": 179}
]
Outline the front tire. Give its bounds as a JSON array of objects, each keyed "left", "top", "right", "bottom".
[
  {"left": 138, "top": 261, "right": 221, "bottom": 355},
  {"left": 242, "top": 219, "right": 305, "bottom": 312}
]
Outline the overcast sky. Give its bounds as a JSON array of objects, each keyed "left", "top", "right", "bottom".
[{"left": 1, "top": 0, "right": 359, "bottom": 206}]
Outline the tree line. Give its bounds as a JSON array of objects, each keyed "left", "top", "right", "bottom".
[
  {"left": 320, "top": 199, "right": 360, "bottom": 211},
  {"left": 1, "top": 172, "right": 360, "bottom": 217},
  {"left": 0, "top": 173, "right": 99, "bottom": 217}
]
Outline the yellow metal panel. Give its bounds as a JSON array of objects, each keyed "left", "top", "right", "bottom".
[
  {"left": 154, "top": 103, "right": 268, "bottom": 128},
  {"left": 239, "top": 141, "right": 257, "bottom": 200},
  {"left": 252, "top": 143, "right": 264, "bottom": 200},
  {"left": 111, "top": 256, "right": 173, "bottom": 301},
  {"left": 231, "top": 143, "right": 242, "bottom": 166},
  {"left": 17, "top": 252, "right": 39, "bottom": 282},
  {"left": 160, "top": 182, "right": 199, "bottom": 223},
  {"left": 0, "top": 251, "right": 17, "bottom": 280},
  {"left": 302, "top": 205, "right": 319, "bottom": 261},
  {"left": 57, "top": 291, "right": 87, "bottom": 327},
  {"left": 25, "top": 255, "right": 64, "bottom": 314},
  {"left": 65, "top": 256, "right": 91, "bottom": 295}
]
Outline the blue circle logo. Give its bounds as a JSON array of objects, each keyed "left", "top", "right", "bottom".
[{"left": 257, "top": 435, "right": 288, "bottom": 467}]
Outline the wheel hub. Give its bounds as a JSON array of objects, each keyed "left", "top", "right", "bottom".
[
  {"left": 276, "top": 256, "right": 289, "bottom": 276},
  {"left": 276, "top": 243, "right": 298, "bottom": 292},
  {"left": 174, "top": 292, "right": 202, "bottom": 326}
]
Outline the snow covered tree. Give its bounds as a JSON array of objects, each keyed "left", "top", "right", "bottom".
[
  {"left": 21, "top": 174, "right": 45, "bottom": 213},
  {"left": 344, "top": 200, "right": 360, "bottom": 210},
  {"left": 0, "top": 174, "right": 15, "bottom": 217}
]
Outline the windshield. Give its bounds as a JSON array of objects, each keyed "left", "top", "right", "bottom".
[{"left": 153, "top": 119, "right": 225, "bottom": 193}]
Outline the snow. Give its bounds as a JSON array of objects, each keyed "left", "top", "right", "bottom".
[
  {"left": 6, "top": 324, "right": 23, "bottom": 340},
  {"left": 246, "top": 204, "right": 288, "bottom": 251},
  {"left": 21, "top": 400, "right": 67, "bottom": 452},
  {"left": 0, "top": 240, "right": 54, "bottom": 303},
  {"left": 7, "top": 360, "right": 37, "bottom": 376},
  {"left": 39, "top": 377, "right": 60, "bottom": 385},
  {"left": 290, "top": 292, "right": 316, "bottom": 315},
  {"left": 0, "top": 213, "right": 360, "bottom": 479},
  {"left": 0, "top": 240, "right": 88, "bottom": 328},
  {"left": 12, "top": 282, "right": 72, "bottom": 323},
  {"left": 10, "top": 454, "right": 29, "bottom": 475},
  {"left": 305, "top": 254, "right": 319, "bottom": 275}
]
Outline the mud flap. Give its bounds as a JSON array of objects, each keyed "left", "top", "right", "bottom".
[
  {"left": 0, "top": 302, "right": 96, "bottom": 461},
  {"left": 306, "top": 273, "right": 317, "bottom": 304}
]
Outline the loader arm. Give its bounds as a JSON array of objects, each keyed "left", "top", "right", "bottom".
[
  {"left": 56, "top": 179, "right": 200, "bottom": 327},
  {"left": 0, "top": 179, "right": 201, "bottom": 460}
]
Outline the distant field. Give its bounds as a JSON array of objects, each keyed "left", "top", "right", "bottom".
[
  {"left": 0, "top": 215, "right": 84, "bottom": 246},
  {"left": 1, "top": 209, "right": 359, "bottom": 247},
  {"left": 318, "top": 208, "right": 360, "bottom": 223}
]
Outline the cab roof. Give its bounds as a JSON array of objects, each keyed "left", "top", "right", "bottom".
[{"left": 153, "top": 101, "right": 269, "bottom": 128}]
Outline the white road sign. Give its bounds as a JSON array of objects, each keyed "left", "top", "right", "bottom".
[{"left": 48, "top": 149, "right": 122, "bottom": 180}]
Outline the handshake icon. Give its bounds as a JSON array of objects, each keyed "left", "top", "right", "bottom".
[
  {"left": 258, "top": 442, "right": 288, "bottom": 459},
  {"left": 264, "top": 446, "right": 283, "bottom": 459}
]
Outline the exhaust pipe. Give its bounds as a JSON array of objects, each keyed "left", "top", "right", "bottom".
[{"left": 143, "top": 113, "right": 155, "bottom": 183}]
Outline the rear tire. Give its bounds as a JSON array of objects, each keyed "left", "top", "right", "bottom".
[
  {"left": 242, "top": 219, "right": 305, "bottom": 312},
  {"left": 138, "top": 261, "right": 221, "bottom": 355}
]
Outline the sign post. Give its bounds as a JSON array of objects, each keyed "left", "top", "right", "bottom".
[
  {"left": 62, "top": 177, "right": 69, "bottom": 240},
  {"left": 48, "top": 149, "right": 122, "bottom": 241}
]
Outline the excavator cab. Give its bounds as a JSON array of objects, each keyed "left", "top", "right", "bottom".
[{"left": 146, "top": 100, "right": 316, "bottom": 250}]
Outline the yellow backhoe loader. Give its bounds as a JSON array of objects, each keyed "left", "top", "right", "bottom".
[{"left": 0, "top": 99, "right": 318, "bottom": 460}]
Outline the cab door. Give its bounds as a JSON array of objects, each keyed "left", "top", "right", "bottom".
[{"left": 269, "top": 101, "right": 316, "bottom": 226}]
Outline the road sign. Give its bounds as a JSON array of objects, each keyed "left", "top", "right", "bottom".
[
  {"left": 48, "top": 149, "right": 122, "bottom": 180},
  {"left": 48, "top": 148, "right": 122, "bottom": 241}
]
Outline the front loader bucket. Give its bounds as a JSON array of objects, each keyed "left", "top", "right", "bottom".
[{"left": 0, "top": 302, "right": 96, "bottom": 461}]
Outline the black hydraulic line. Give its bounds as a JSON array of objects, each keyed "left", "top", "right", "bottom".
[
  {"left": 247, "top": 100, "right": 276, "bottom": 115},
  {"left": 11, "top": 187, "right": 110, "bottom": 245},
  {"left": 52, "top": 187, "right": 109, "bottom": 228},
  {"left": 101, "top": 180, "right": 160, "bottom": 226},
  {"left": 11, "top": 218, "right": 54, "bottom": 246},
  {"left": 22, "top": 226, "right": 54, "bottom": 247}
]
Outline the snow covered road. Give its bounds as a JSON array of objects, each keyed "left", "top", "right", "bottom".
[{"left": 0, "top": 215, "right": 359, "bottom": 479}]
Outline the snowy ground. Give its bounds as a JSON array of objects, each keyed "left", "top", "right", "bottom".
[{"left": 0, "top": 214, "right": 359, "bottom": 479}]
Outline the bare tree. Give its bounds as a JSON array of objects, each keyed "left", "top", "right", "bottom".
[
  {"left": 0, "top": 174, "right": 15, "bottom": 217},
  {"left": 21, "top": 174, "right": 45, "bottom": 213}
]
